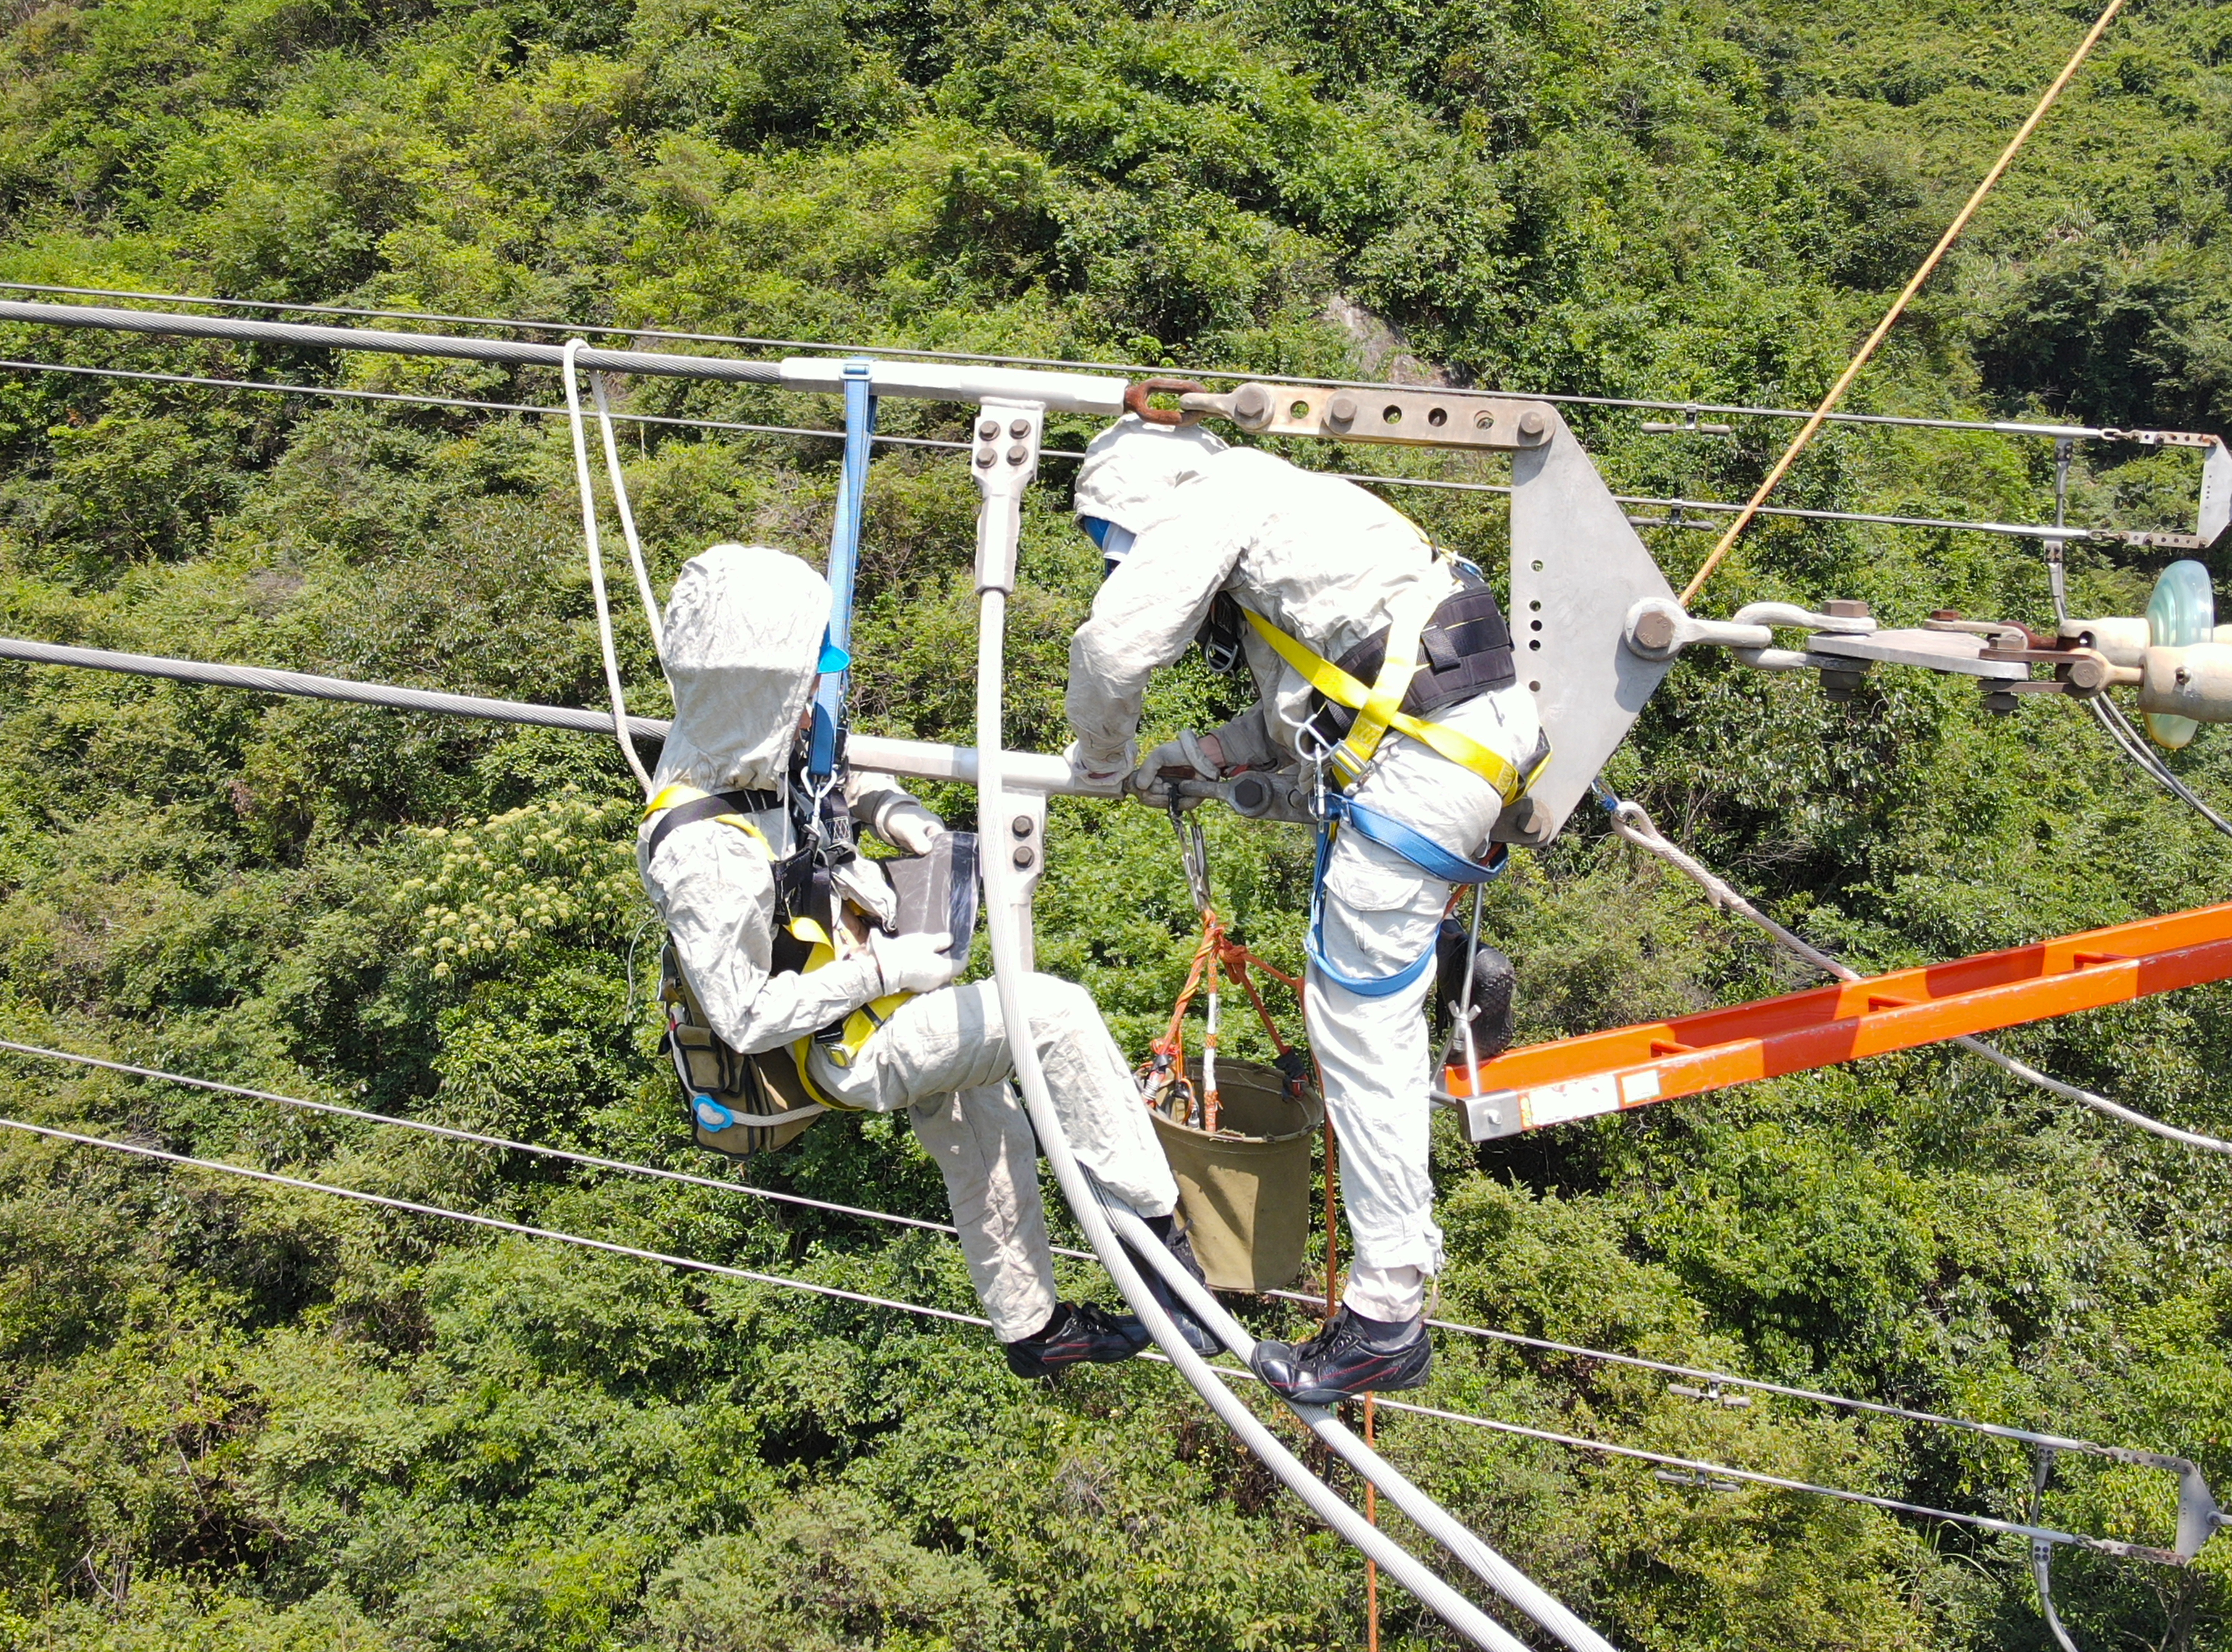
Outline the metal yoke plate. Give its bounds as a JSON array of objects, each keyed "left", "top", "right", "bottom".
[
  {"left": 1805, "top": 629, "right": 2028, "bottom": 679},
  {"left": 1503, "top": 407, "right": 1677, "bottom": 843},
  {"left": 1220, "top": 382, "right": 1552, "bottom": 451}
]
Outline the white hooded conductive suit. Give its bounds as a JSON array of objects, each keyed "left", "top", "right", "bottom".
[
  {"left": 1067, "top": 419, "right": 1542, "bottom": 1324},
  {"left": 637, "top": 544, "right": 1180, "bottom": 1343}
]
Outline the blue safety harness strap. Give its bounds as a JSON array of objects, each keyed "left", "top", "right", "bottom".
[{"left": 1305, "top": 794, "right": 1507, "bottom": 999}]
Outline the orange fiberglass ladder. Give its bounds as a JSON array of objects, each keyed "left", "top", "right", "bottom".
[{"left": 1448, "top": 902, "right": 2232, "bottom": 1141}]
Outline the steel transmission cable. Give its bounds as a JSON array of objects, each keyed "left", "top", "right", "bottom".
[
  {"left": 0, "top": 1044, "right": 2192, "bottom": 1563},
  {"left": 1600, "top": 794, "right": 2232, "bottom": 1157},
  {"left": 0, "top": 278, "right": 2168, "bottom": 442},
  {"left": 0, "top": 1112, "right": 992, "bottom": 1325},
  {"left": 1, "top": 1032, "right": 2179, "bottom": 1479},
  {"left": 0, "top": 1099, "right": 2179, "bottom": 1565},
  {"left": 0, "top": 1036, "right": 969, "bottom": 1239},
  {"left": 0, "top": 357, "right": 2165, "bottom": 547}
]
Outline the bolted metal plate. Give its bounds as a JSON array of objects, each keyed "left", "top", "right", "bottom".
[
  {"left": 2200, "top": 437, "right": 2231, "bottom": 550},
  {"left": 1805, "top": 629, "right": 2029, "bottom": 679},
  {"left": 1213, "top": 382, "right": 1552, "bottom": 451},
  {"left": 1501, "top": 409, "right": 1677, "bottom": 844}
]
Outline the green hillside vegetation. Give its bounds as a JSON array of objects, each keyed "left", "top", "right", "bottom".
[{"left": 0, "top": 0, "right": 2223, "bottom": 1644}]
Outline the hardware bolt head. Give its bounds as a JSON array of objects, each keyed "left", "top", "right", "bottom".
[
  {"left": 1326, "top": 394, "right": 1357, "bottom": 426},
  {"left": 1011, "top": 815, "right": 1033, "bottom": 838},
  {"left": 1009, "top": 418, "right": 1031, "bottom": 438},
  {"left": 975, "top": 448, "right": 995, "bottom": 468},
  {"left": 977, "top": 419, "right": 999, "bottom": 439},
  {"left": 1012, "top": 844, "right": 1035, "bottom": 869},
  {"left": 1631, "top": 610, "right": 1676, "bottom": 653},
  {"left": 1823, "top": 599, "right": 1871, "bottom": 618},
  {"left": 1007, "top": 443, "right": 1028, "bottom": 464},
  {"left": 1518, "top": 408, "right": 1547, "bottom": 439},
  {"left": 1231, "top": 384, "right": 1272, "bottom": 426}
]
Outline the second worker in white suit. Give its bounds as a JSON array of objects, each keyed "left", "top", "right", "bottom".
[
  {"left": 1066, "top": 415, "right": 1545, "bottom": 1405},
  {"left": 639, "top": 542, "right": 1216, "bottom": 1377}
]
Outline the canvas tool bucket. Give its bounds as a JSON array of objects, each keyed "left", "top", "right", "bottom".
[{"left": 1150, "top": 1059, "right": 1324, "bottom": 1292}]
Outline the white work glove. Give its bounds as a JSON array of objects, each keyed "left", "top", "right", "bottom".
[
  {"left": 875, "top": 796, "right": 947, "bottom": 855},
  {"left": 1129, "top": 729, "right": 1222, "bottom": 794},
  {"left": 871, "top": 929, "right": 963, "bottom": 995},
  {"left": 1063, "top": 737, "right": 1137, "bottom": 790}
]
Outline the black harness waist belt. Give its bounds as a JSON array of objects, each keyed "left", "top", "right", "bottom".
[
  {"left": 1309, "top": 584, "right": 1517, "bottom": 740},
  {"left": 643, "top": 787, "right": 782, "bottom": 862}
]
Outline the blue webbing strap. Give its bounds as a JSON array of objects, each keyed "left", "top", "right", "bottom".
[
  {"left": 1304, "top": 794, "right": 1507, "bottom": 999},
  {"left": 809, "top": 360, "right": 876, "bottom": 780}
]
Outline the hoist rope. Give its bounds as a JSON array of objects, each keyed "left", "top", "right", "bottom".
[
  {"left": 1677, "top": 0, "right": 2129, "bottom": 605},
  {"left": 0, "top": 1038, "right": 2179, "bottom": 1562},
  {"left": 0, "top": 358, "right": 2179, "bottom": 546},
  {"left": 0, "top": 278, "right": 2169, "bottom": 441},
  {"left": 586, "top": 367, "right": 664, "bottom": 651},
  {"left": 561, "top": 338, "right": 654, "bottom": 794},
  {"left": 1601, "top": 793, "right": 2232, "bottom": 1157}
]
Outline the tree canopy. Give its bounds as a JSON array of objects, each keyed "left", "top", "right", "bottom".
[{"left": 0, "top": 0, "right": 2226, "bottom": 1646}]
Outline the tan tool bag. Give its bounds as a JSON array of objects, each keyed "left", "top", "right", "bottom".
[{"left": 659, "top": 941, "right": 826, "bottom": 1159}]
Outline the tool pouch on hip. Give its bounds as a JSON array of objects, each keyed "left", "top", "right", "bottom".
[{"left": 659, "top": 941, "right": 826, "bottom": 1160}]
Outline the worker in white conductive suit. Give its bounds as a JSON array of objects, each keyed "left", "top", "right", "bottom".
[
  {"left": 1064, "top": 416, "right": 1548, "bottom": 1404},
  {"left": 636, "top": 542, "right": 1218, "bottom": 1377}
]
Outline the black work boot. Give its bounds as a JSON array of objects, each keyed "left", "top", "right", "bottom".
[
  {"left": 1122, "top": 1212, "right": 1223, "bottom": 1357},
  {"left": 1003, "top": 1301, "right": 1151, "bottom": 1379},
  {"left": 1251, "top": 1306, "right": 1432, "bottom": 1404}
]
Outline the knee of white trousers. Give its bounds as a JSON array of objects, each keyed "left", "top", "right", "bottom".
[
  {"left": 1344, "top": 1262, "right": 1427, "bottom": 1322},
  {"left": 1014, "top": 971, "right": 1096, "bottom": 1039}
]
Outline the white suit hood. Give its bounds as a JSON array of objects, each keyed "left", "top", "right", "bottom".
[
  {"left": 654, "top": 543, "right": 831, "bottom": 794},
  {"left": 1072, "top": 414, "right": 1229, "bottom": 533}
]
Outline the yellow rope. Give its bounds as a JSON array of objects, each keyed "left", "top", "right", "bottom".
[{"left": 1677, "top": 0, "right": 2128, "bottom": 608}]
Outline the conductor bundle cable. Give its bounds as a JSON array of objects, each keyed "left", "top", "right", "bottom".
[
  {"left": 0, "top": 253, "right": 2216, "bottom": 1626},
  {"left": 0, "top": 277, "right": 2176, "bottom": 440},
  {"left": 0, "top": 1038, "right": 2176, "bottom": 1562},
  {"left": 0, "top": 297, "right": 2210, "bottom": 548},
  {"left": 0, "top": 357, "right": 2144, "bottom": 544}
]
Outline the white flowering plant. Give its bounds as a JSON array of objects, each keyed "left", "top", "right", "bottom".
[{"left": 389, "top": 786, "right": 648, "bottom": 986}]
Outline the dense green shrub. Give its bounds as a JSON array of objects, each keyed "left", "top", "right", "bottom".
[{"left": 0, "top": 0, "right": 2222, "bottom": 1646}]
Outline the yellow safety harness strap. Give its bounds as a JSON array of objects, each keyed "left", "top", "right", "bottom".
[
  {"left": 1332, "top": 579, "right": 1444, "bottom": 779},
  {"left": 1242, "top": 608, "right": 1545, "bottom": 804}
]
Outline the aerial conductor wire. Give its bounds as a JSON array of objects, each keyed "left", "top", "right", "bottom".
[{"left": 1678, "top": 0, "right": 2129, "bottom": 605}]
